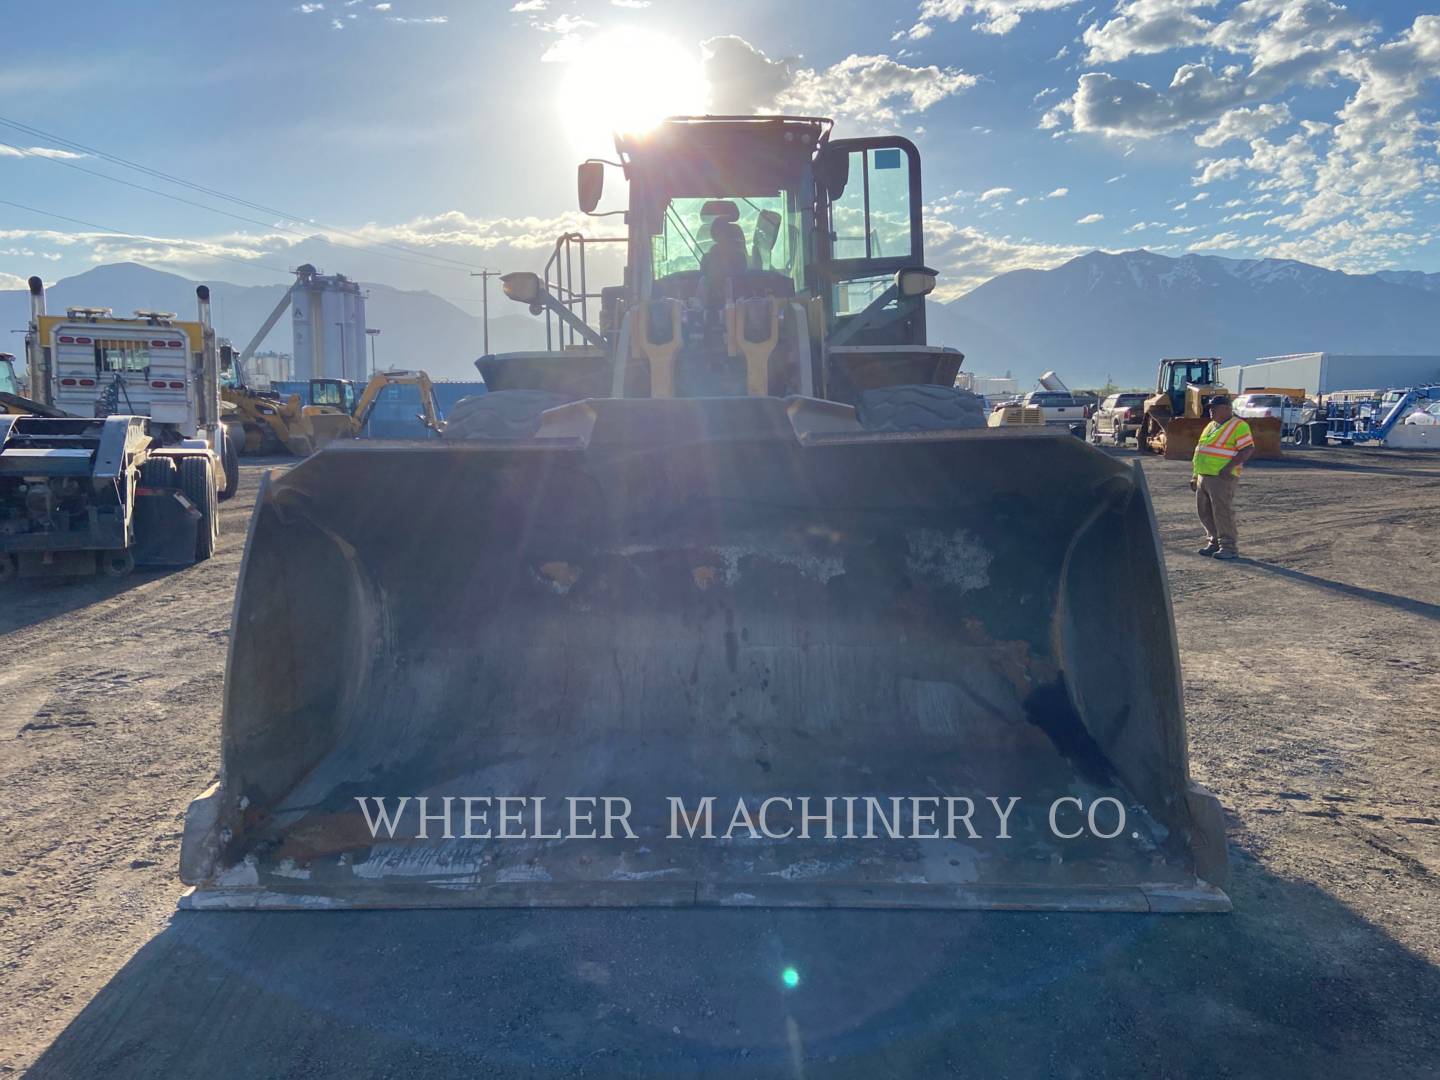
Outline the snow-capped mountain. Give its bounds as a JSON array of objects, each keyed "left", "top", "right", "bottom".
[{"left": 931, "top": 250, "right": 1440, "bottom": 388}]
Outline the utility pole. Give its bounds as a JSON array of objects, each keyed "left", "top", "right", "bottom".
[
  {"left": 470, "top": 269, "right": 500, "bottom": 356},
  {"left": 366, "top": 328, "right": 381, "bottom": 377}
]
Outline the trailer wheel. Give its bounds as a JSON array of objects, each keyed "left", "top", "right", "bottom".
[
  {"left": 139, "top": 457, "right": 178, "bottom": 489},
  {"left": 218, "top": 432, "right": 239, "bottom": 502},
  {"left": 442, "top": 391, "right": 576, "bottom": 440},
  {"left": 855, "top": 385, "right": 986, "bottom": 432},
  {"left": 101, "top": 550, "right": 136, "bottom": 577},
  {"left": 179, "top": 456, "right": 217, "bottom": 562}
]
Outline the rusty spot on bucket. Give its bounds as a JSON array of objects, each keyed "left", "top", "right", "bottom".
[
  {"left": 692, "top": 566, "right": 718, "bottom": 590},
  {"left": 538, "top": 561, "right": 581, "bottom": 594}
]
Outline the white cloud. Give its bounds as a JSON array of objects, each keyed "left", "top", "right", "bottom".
[
  {"left": 387, "top": 15, "right": 448, "bottom": 23},
  {"left": 0, "top": 271, "right": 30, "bottom": 290},
  {"left": 1045, "top": 187, "right": 1069, "bottom": 198},
  {"left": 702, "top": 37, "right": 976, "bottom": 123},
  {"left": 611, "top": 0, "right": 650, "bottom": 6},
  {"left": 373, "top": 1, "right": 391, "bottom": 7},
  {"left": 1048, "top": 1, "right": 1375, "bottom": 137},
  {"left": 1076, "top": 212, "right": 1104, "bottom": 224},
  {"left": 1192, "top": 156, "right": 1245, "bottom": 185},
  {"left": 1083, "top": 0, "right": 1215, "bottom": 64},
  {"left": 1041, "top": 5, "right": 1440, "bottom": 271},
  {"left": 979, "top": 187, "right": 1013, "bottom": 202},
  {"left": 923, "top": 218, "right": 1091, "bottom": 296},
  {"left": 296, "top": 2, "right": 324, "bottom": 11},
  {"left": 0, "top": 145, "right": 86, "bottom": 160},
  {"left": 908, "top": 0, "right": 1085, "bottom": 38},
  {"left": 1194, "top": 102, "right": 1291, "bottom": 147},
  {"left": 509, "top": 0, "right": 545, "bottom": 8}
]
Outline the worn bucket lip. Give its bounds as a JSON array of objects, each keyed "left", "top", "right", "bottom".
[{"left": 178, "top": 879, "right": 1231, "bottom": 913}]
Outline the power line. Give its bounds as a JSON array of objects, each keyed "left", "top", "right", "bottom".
[
  {"left": 0, "top": 137, "right": 493, "bottom": 278},
  {"left": 0, "top": 197, "right": 296, "bottom": 277},
  {"left": 0, "top": 113, "right": 495, "bottom": 274}
]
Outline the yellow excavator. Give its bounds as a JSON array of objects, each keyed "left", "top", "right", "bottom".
[
  {"left": 222, "top": 369, "right": 441, "bottom": 455},
  {"left": 1140, "top": 357, "right": 1282, "bottom": 460},
  {"left": 179, "top": 116, "right": 1229, "bottom": 914}
]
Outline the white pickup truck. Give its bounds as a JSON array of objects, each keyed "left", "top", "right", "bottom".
[{"left": 1011, "top": 390, "right": 1091, "bottom": 430}]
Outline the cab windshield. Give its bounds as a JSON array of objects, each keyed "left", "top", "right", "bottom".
[{"left": 651, "top": 193, "right": 803, "bottom": 289}]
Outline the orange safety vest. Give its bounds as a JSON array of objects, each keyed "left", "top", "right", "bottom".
[{"left": 1192, "top": 416, "right": 1254, "bottom": 477}]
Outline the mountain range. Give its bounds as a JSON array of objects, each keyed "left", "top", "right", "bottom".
[
  {"left": 3, "top": 252, "right": 1436, "bottom": 388},
  {"left": 0, "top": 263, "right": 545, "bottom": 381}
]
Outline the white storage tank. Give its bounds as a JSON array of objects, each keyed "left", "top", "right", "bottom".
[{"left": 289, "top": 265, "right": 368, "bottom": 381}]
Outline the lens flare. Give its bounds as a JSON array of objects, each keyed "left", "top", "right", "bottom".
[
  {"left": 557, "top": 29, "right": 709, "bottom": 157},
  {"left": 782, "top": 966, "right": 800, "bottom": 989}
]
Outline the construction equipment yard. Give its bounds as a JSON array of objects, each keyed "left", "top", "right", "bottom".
[{"left": 2, "top": 447, "right": 1436, "bottom": 1078}]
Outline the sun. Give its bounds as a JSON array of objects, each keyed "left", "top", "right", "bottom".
[{"left": 557, "top": 29, "right": 710, "bottom": 157}]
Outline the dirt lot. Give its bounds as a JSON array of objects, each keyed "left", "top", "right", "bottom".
[{"left": 2, "top": 446, "right": 1437, "bottom": 1078}]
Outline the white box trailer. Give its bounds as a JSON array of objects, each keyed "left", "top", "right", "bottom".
[{"left": 1226, "top": 353, "right": 1440, "bottom": 398}]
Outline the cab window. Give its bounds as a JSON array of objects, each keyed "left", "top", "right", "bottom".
[
  {"left": 96, "top": 339, "right": 149, "bottom": 374},
  {"left": 829, "top": 145, "right": 917, "bottom": 263},
  {"left": 652, "top": 193, "right": 802, "bottom": 289}
]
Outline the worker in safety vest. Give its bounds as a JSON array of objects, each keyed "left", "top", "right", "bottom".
[{"left": 1190, "top": 395, "right": 1255, "bottom": 561}]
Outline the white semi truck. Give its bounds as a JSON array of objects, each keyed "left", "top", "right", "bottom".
[{"left": 0, "top": 277, "right": 236, "bottom": 581}]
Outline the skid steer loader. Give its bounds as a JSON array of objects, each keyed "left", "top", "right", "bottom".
[{"left": 180, "top": 116, "right": 1228, "bottom": 913}]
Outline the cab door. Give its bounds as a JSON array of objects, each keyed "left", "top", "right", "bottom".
[{"left": 817, "top": 137, "right": 926, "bottom": 346}]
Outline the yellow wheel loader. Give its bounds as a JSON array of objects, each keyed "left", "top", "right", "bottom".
[
  {"left": 0, "top": 352, "right": 66, "bottom": 418},
  {"left": 1140, "top": 357, "right": 1282, "bottom": 460},
  {"left": 180, "top": 116, "right": 1229, "bottom": 913}
]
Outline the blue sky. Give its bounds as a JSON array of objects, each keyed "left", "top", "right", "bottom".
[{"left": 1, "top": 0, "right": 1436, "bottom": 308}]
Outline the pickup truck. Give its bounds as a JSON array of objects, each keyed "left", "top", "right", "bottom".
[
  {"left": 1088, "top": 391, "right": 1150, "bottom": 446},
  {"left": 997, "top": 390, "right": 1091, "bottom": 433},
  {"left": 1233, "top": 392, "right": 1315, "bottom": 440}
]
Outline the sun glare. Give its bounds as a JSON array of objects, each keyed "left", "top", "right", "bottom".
[{"left": 558, "top": 29, "right": 709, "bottom": 156}]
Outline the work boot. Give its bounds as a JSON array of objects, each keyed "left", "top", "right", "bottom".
[
  {"left": 1197, "top": 543, "right": 1220, "bottom": 557},
  {"left": 1212, "top": 550, "right": 1239, "bottom": 561}
]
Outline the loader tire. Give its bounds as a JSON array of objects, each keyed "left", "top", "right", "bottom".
[
  {"left": 443, "top": 390, "right": 576, "bottom": 440},
  {"left": 139, "top": 457, "right": 178, "bottom": 489},
  {"left": 219, "top": 432, "right": 239, "bottom": 501},
  {"left": 855, "top": 385, "right": 986, "bottom": 433},
  {"left": 179, "top": 456, "right": 217, "bottom": 562},
  {"left": 100, "top": 549, "right": 135, "bottom": 578}
]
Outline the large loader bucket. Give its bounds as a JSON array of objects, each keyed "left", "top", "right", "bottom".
[{"left": 180, "top": 397, "right": 1228, "bottom": 912}]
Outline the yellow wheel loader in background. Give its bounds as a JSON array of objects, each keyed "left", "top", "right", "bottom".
[
  {"left": 0, "top": 352, "right": 66, "bottom": 418},
  {"left": 1140, "top": 357, "right": 1282, "bottom": 460},
  {"left": 221, "top": 370, "right": 442, "bottom": 455},
  {"left": 180, "top": 115, "right": 1229, "bottom": 913}
]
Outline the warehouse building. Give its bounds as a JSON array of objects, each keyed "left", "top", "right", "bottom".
[{"left": 1225, "top": 353, "right": 1440, "bottom": 397}]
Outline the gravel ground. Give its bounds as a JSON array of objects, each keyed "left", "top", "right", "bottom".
[{"left": 1, "top": 446, "right": 1437, "bottom": 1078}]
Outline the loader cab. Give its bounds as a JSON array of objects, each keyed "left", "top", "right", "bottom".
[
  {"left": 621, "top": 117, "right": 824, "bottom": 306},
  {"left": 309, "top": 378, "right": 357, "bottom": 415},
  {"left": 1158, "top": 358, "right": 1220, "bottom": 413}
]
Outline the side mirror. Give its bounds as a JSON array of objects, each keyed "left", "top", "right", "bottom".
[
  {"left": 817, "top": 148, "right": 850, "bottom": 200},
  {"left": 896, "top": 267, "right": 938, "bottom": 298},
  {"left": 578, "top": 161, "right": 604, "bottom": 214},
  {"left": 502, "top": 272, "right": 544, "bottom": 306},
  {"left": 753, "top": 210, "right": 781, "bottom": 257}
]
